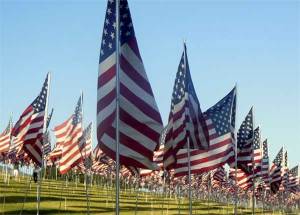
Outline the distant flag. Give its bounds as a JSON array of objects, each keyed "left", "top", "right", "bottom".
[
  {"left": 43, "top": 109, "right": 53, "bottom": 156},
  {"left": 287, "top": 165, "right": 299, "bottom": 193},
  {"left": 237, "top": 107, "right": 254, "bottom": 174},
  {"left": 270, "top": 147, "right": 283, "bottom": 194},
  {"left": 163, "top": 44, "right": 209, "bottom": 169},
  {"left": 252, "top": 127, "right": 262, "bottom": 177},
  {"left": 59, "top": 96, "right": 83, "bottom": 174},
  {"left": 12, "top": 74, "right": 50, "bottom": 166},
  {"left": 49, "top": 116, "right": 73, "bottom": 161},
  {"left": 79, "top": 122, "right": 92, "bottom": 159},
  {"left": 261, "top": 139, "right": 270, "bottom": 189},
  {"left": 229, "top": 168, "right": 253, "bottom": 190},
  {"left": 174, "top": 87, "right": 236, "bottom": 177},
  {"left": 97, "top": 0, "right": 163, "bottom": 169},
  {"left": 282, "top": 150, "right": 289, "bottom": 189},
  {"left": 0, "top": 118, "right": 13, "bottom": 155}
]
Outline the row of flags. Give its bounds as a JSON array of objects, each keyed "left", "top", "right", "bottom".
[{"left": 0, "top": 0, "right": 298, "bottom": 205}]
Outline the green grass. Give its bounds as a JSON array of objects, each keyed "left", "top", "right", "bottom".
[{"left": 0, "top": 175, "right": 296, "bottom": 215}]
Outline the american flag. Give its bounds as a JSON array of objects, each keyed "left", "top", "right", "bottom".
[
  {"left": 59, "top": 96, "right": 83, "bottom": 174},
  {"left": 50, "top": 116, "right": 73, "bottom": 161},
  {"left": 163, "top": 44, "right": 209, "bottom": 169},
  {"left": 287, "top": 165, "right": 299, "bottom": 193},
  {"left": 237, "top": 107, "right": 254, "bottom": 174},
  {"left": 43, "top": 109, "right": 53, "bottom": 156},
  {"left": 97, "top": 0, "right": 163, "bottom": 170},
  {"left": 270, "top": 147, "right": 283, "bottom": 194},
  {"left": 0, "top": 118, "right": 12, "bottom": 155},
  {"left": 282, "top": 150, "right": 289, "bottom": 189},
  {"left": 174, "top": 87, "right": 236, "bottom": 177},
  {"left": 261, "top": 139, "right": 270, "bottom": 189},
  {"left": 79, "top": 122, "right": 92, "bottom": 159},
  {"left": 229, "top": 168, "right": 253, "bottom": 191},
  {"left": 252, "top": 127, "right": 262, "bottom": 177},
  {"left": 12, "top": 74, "right": 49, "bottom": 166}
]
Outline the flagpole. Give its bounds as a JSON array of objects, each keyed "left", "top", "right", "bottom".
[
  {"left": 37, "top": 72, "right": 51, "bottom": 215},
  {"left": 115, "top": 0, "right": 121, "bottom": 214}
]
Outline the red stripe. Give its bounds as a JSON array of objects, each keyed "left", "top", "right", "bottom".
[
  {"left": 97, "top": 89, "right": 116, "bottom": 114},
  {"left": 98, "top": 65, "right": 116, "bottom": 87}
]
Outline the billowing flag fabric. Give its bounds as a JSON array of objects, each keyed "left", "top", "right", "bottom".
[
  {"left": 97, "top": 0, "right": 163, "bottom": 169},
  {"left": 229, "top": 168, "right": 253, "bottom": 190},
  {"left": 163, "top": 45, "right": 209, "bottom": 169},
  {"left": 59, "top": 96, "right": 83, "bottom": 174},
  {"left": 43, "top": 132, "right": 51, "bottom": 156},
  {"left": 237, "top": 108, "right": 254, "bottom": 174},
  {"left": 174, "top": 87, "right": 236, "bottom": 176},
  {"left": 0, "top": 119, "right": 12, "bottom": 155},
  {"left": 252, "top": 127, "right": 262, "bottom": 176},
  {"left": 12, "top": 74, "right": 49, "bottom": 166},
  {"left": 50, "top": 116, "right": 73, "bottom": 161},
  {"left": 287, "top": 165, "right": 299, "bottom": 193},
  {"left": 270, "top": 147, "right": 283, "bottom": 194},
  {"left": 261, "top": 139, "right": 270, "bottom": 189},
  {"left": 79, "top": 122, "right": 92, "bottom": 159}
]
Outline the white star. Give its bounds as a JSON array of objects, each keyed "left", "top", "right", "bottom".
[
  {"left": 110, "top": 32, "right": 115, "bottom": 39},
  {"left": 126, "top": 31, "right": 130, "bottom": 36},
  {"left": 102, "top": 39, "right": 106, "bottom": 45},
  {"left": 104, "top": 29, "right": 108, "bottom": 35},
  {"left": 107, "top": 8, "right": 112, "bottom": 15},
  {"left": 105, "top": 19, "right": 110, "bottom": 25},
  {"left": 113, "top": 22, "right": 116, "bottom": 29},
  {"left": 108, "top": 43, "right": 112, "bottom": 49}
]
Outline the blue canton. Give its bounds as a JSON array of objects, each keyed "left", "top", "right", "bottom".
[
  {"left": 99, "top": 0, "right": 135, "bottom": 63},
  {"left": 204, "top": 88, "right": 236, "bottom": 137}
]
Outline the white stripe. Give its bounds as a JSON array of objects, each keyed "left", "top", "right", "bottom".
[
  {"left": 99, "top": 52, "right": 116, "bottom": 74},
  {"left": 97, "top": 99, "right": 116, "bottom": 125},
  {"left": 97, "top": 76, "right": 115, "bottom": 101}
]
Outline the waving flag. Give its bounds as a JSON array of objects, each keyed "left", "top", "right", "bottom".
[
  {"left": 270, "top": 147, "right": 283, "bottom": 194},
  {"left": 252, "top": 127, "right": 262, "bottom": 176},
  {"left": 287, "top": 165, "right": 299, "bottom": 193},
  {"left": 79, "top": 122, "right": 92, "bottom": 159},
  {"left": 261, "top": 139, "right": 270, "bottom": 189},
  {"left": 163, "top": 44, "right": 209, "bottom": 169},
  {"left": 282, "top": 150, "right": 289, "bottom": 189},
  {"left": 12, "top": 74, "right": 49, "bottom": 166},
  {"left": 174, "top": 87, "right": 236, "bottom": 176},
  {"left": 49, "top": 116, "right": 73, "bottom": 161},
  {"left": 237, "top": 107, "right": 254, "bottom": 174},
  {"left": 0, "top": 118, "right": 12, "bottom": 155},
  {"left": 59, "top": 96, "right": 83, "bottom": 174},
  {"left": 97, "top": 0, "right": 163, "bottom": 169}
]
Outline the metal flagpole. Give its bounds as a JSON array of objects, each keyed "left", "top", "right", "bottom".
[
  {"left": 37, "top": 72, "right": 51, "bottom": 215},
  {"left": 183, "top": 41, "right": 192, "bottom": 215},
  {"left": 115, "top": 0, "right": 121, "bottom": 214}
]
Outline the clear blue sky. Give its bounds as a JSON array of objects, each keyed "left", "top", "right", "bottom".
[{"left": 1, "top": 0, "right": 299, "bottom": 167}]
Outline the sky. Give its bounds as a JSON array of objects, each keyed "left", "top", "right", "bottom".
[{"left": 0, "top": 0, "right": 299, "bottom": 167}]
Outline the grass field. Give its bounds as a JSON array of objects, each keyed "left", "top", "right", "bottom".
[{"left": 0, "top": 175, "right": 297, "bottom": 215}]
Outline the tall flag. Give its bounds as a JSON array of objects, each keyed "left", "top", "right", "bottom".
[
  {"left": 0, "top": 118, "right": 13, "bottom": 155},
  {"left": 12, "top": 74, "right": 49, "bottom": 166},
  {"left": 59, "top": 96, "right": 83, "bottom": 174},
  {"left": 252, "top": 127, "right": 262, "bottom": 176},
  {"left": 270, "top": 147, "right": 283, "bottom": 194},
  {"left": 261, "top": 139, "right": 270, "bottom": 189},
  {"left": 287, "top": 165, "right": 299, "bottom": 193},
  {"left": 97, "top": 0, "right": 163, "bottom": 169},
  {"left": 174, "top": 87, "right": 236, "bottom": 176},
  {"left": 163, "top": 44, "right": 209, "bottom": 169},
  {"left": 79, "top": 122, "right": 93, "bottom": 159},
  {"left": 237, "top": 107, "right": 254, "bottom": 174}
]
